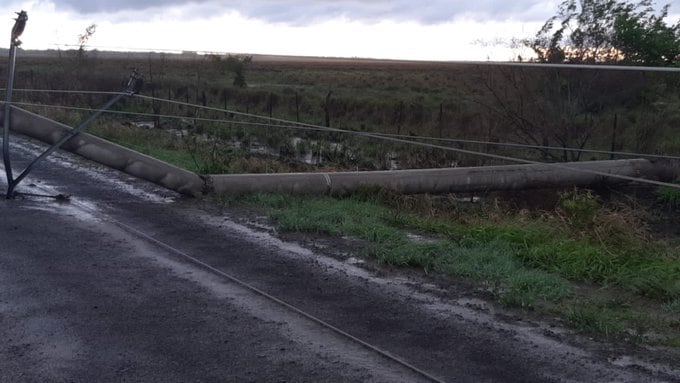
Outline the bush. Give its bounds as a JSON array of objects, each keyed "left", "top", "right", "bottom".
[{"left": 559, "top": 189, "right": 599, "bottom": 230}]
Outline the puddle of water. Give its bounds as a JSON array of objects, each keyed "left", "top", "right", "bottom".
[
  {"left": 609, "top": 355, "right": 679, "bottom": 378},
  {"left": 21, "top": 202, "right": 100, "bottom": 223},
  {"left": 8, "top": 139, "right": 176, "bottom": 204},
  {"left": 406, "top": 233, "right": 437, "bottom": 243}
]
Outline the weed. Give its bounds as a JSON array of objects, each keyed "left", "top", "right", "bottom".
[
  {"left": 268, "top": 197, "right": 405, "bottom": 242},
  {"left": 374, "top": 240, "right": 573, "bottom": 307},
  {"left": 664, "top": 298, "right": 680, "bottom": 314},
  {"left": 563, "top": 302, "right": 627, "bottom": 338},
  {"left": 656, "top": 180, "right": 680, "bottom": 210},
  {"left": 558, "top": 189, "right": 599, "bottom": 230},
  {"left": 502, "top": 271, "right": 573, "bottom": 307},
  {"left": 591, "top": 205, "right": 650, "bottom": 248}
]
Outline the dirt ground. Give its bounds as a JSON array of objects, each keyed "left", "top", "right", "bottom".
[{"left": 1, "top": 135, "right": 679, "bottom": 382}]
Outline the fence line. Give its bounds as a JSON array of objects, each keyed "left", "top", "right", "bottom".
[
  {"left": 7, "top": 99, "right": 680, "bottom": 190},
  {"left": 11, "top": 96, "right": 680, "bottom": 161}
]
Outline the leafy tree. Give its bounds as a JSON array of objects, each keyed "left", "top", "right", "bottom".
[
  {"left": 209, "top": 54, "right": 252, "bottom": 88},
  {"left": 529, "top": 0, "right": 680, "bottom": 65},
  {"left": 614, "top": 4, "right": 680, "bottom": 65}
]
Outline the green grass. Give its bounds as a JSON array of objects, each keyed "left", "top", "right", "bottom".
[
  {"left": 382, "top": 207, "right": 680, "bottom": 300},
  {"left": 372, "top": 240, "right": 573, "bottom": 307},
  {"left": 236, "top": 193, "right": 680, "bottom": 300},
  {"left": 269, "top": 198, "right": 405, "bottom": 242},
  {"left": 221, "top": 192, "right": 680, "bottom": 346},
  {"left": 231, "top": 193, "right": 574, "bottom": 307},
  {"left": 125, "top": 142, "right": 200, "bottom": 171},
  {"left": 86, "top": 122, "right": 205, "bottom": 171},
  {"left": 562, "top": 302, "right": 629, "bottom": 338},
  {"left": 656, "top": 181, "right": 680, "bottom": 209},
  {"left": 559, "top": 299, "right": 680, "bottom": 345}
]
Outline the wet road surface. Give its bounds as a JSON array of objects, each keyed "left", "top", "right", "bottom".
[{"left": 1, "top": 135, "right": 678, "bottom": 382}]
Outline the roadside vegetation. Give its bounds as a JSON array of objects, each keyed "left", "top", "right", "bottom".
[{"left": 219, "top": 188, "right": 680, "bottom": 349}]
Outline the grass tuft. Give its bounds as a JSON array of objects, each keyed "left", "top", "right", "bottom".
[{"left": 563, "top": 303, "right": 627, "bottom": 338}]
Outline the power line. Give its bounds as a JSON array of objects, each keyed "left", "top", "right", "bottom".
[
  {"left": 11, "top": 100, "right": 680, "bottom": 190},
  {"left": 10, "top": 101, "right": 334, "bottom": 133},
  {"left": 8, "top": 88, "right": 680, "bottom": 161},
  {"left": 467, "top": 61, "right": 680, "bottom": 73},
  {"left": 370, "top": 132, "right": 680, "bottom": 161},
  {"left": 133, "top": 94, "right": 680, "bottom": 163},
  {"left": 4, "top": 88, "right": 124, "bottom": 96}
]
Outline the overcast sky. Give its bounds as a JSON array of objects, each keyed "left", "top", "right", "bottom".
[{"left": 2, "top": 0, "right": 679, "bottom": 61}]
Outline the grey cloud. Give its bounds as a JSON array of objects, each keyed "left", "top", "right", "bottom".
[{"left": 52, "top": 0, "right": 562, "bottom": 24}]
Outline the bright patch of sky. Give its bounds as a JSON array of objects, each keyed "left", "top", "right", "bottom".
[{"left": 1, "top": 0, "right": 679, "bottom": 61}]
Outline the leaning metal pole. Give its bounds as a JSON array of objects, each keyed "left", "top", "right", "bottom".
[
  {"left": 2, "top": 35, "right": 18, "bottom": 195},
  {"left": 3, "top": 10, "right": 27, "bottom": 199},
  {"left": 9, "top": 93, "right": 125, "bottom": 190},
  {"left": 5, "top": 70, "right": 143, "bottom": 198}
]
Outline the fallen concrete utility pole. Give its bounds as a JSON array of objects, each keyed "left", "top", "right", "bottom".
[
  {"left": 208, "top": 159, "right": 671, "bottom": 195},
  {"left": 2, "top": 105, "right": 676, "bottom": 197},
  {"left": 1, "top": 105, "right": 204, "bottom": 197}
]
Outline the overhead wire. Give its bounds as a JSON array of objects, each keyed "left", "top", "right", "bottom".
[
  {"left": 12, "top": 97, "right": 680, "bottom": 161},
  {"left": 8, "top": 88, "right": 680, "bottom": 160},
  {"left": 9, "top": 101, "right": 335, "bottom": 133},
  {"left": 3, "top": 88, "right": 124, "bottom": 96},
  {"left": 7, "top": 95, "right": 680, "bottom": 190},
  {"left": 369, "top": 132, "right": 680, "bottom": 162}
]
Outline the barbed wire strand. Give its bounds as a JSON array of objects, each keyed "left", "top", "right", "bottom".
[
  {"left": 10, "top": 101, "right": 334, "bottom": 132},
  {"left": 3, "top": 88, "right": 124, "bottom": 96},
  {"left": 137, "top": 93, "right": 680, "bottom": 163},
  {"left": 11, "top": 99, "right": 680, "bottom": 161},
  {"left": 370, "top": 132, "right": 680, "bottom": 161},
  {"left": 7, "top": 88, "right": 680, "bottom": 161}
]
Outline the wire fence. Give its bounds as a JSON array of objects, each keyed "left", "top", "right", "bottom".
[
  {"left": 7, "top": 88, "right": 680, "bottom": 160},
  {"left": 4, "top": 87, "right": 680, "bottom": 190}
]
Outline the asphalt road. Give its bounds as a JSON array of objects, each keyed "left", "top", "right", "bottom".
[{"left": 1, "top": 135, "right": 678, "bottom": 382}]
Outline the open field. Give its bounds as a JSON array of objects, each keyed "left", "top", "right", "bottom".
[{"left": 6, "top": 50, "right": 680, "bottom": 173}]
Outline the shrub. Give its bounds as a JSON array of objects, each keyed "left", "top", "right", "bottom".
[{"left": 558, "top": 189, "right": 599, "bottom": 230}]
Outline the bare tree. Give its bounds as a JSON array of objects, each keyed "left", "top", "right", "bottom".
[
  {"left": 77, "top": 24, "right": 97, "bottom": 58},
  {"left": 471, "top": 66, "right": 645, "bottom": 161}
]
